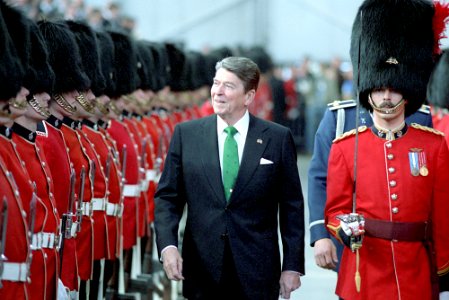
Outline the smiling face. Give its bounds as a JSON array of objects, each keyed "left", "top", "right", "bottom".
[{"left": 210, "top": 68, "right": 254, "bottom": 125}]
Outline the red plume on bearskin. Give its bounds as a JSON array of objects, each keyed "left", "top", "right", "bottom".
[{"left": 433, "top": 1, "right": 449, "bottom": 55}]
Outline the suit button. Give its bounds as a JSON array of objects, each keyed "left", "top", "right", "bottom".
[
  {"left": 388, "top": 167, "right": 395, "bottom": 173},
  {"left": 391, "top": 194, "right": 398, "bottom": 200},
  {"left": 392, "top": 207, "right": 399, "bottom": 214},
  {"left": 387, "top": 154, "right": 394, "bottom": 160},
  {"left": 389, "top": 180, "right": 396, "bottom": 187},
  {"left": 386, "top": 142, "right": 392, "bottom": 148},
  {"left": 220, "top": 233, "right": 228, "bottom": 240}
]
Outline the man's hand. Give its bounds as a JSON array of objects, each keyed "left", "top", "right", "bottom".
[
  {"left": 279, "top": 271, "right": 301, "bottom": 299},
  {"left": 161, "top": 247, "right": 184, "bottom": 281},
  {"left": 314, "top": 238, "right": 338, "bottom": 270}
]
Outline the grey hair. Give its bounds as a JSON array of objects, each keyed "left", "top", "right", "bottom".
[{"left": 215, "top": 56, "right": 260, "bottom": 93}]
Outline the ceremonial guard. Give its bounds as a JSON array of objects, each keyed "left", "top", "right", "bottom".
[
  {"left": 71, "top": 23, "right": 122, "bottom": 298},
  {"left": 0, "top": 5, "right": 31, "bottom": 298},
  {"left": 106, "top": 30, "right": 141, "bottom": 290},
  {"left": 6, "top": 8, "right": 61, "bottom": 299},
  {"left": 39, "top": 20, "right": 96, "bottom": 297},
  {"left": 324, "top": 0, "right": 449, "bottom": 299},
  {"left": 308, "top": 14, "right": 434, "bottom": 277},
  {"left": 427, "top": 49, "right": 449, "bottom": 144}
]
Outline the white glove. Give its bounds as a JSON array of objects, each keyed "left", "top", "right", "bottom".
[
  {"left": 440, "top": 291, "right": 449, "bottom": 300},
  {"left": 338, "top": 213, "right": 365, "bottom": 237}
]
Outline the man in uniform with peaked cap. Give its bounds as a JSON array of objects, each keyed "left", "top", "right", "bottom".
[{"left": 324, "top": 0, "right": 449, "bottom": 299}]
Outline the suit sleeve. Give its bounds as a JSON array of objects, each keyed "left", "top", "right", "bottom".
[
  {"left": 154, "top": 125, "right": 186, "bottom": 257},
  {"left": 278, "top": 129, "right": 305, "bottom": 274},
  {"left": 307, "top": 108, "right": 338, "bottom": 245},
  {"left": 324, "top": 142, "right": 354, "bottom": 245}
]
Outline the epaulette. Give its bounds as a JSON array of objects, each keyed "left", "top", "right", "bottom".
[
  {"left": 411, "top": 123, "right": 445, "bottom": 136},
  {"left": 417, "top": 104, "right": 431, "bottom": 115},
  {"left": 328, "top": 99, "right": 357, "bottom": 111},
  {"left": 333, "top": 125, "right": 368, "bottom": 143}
]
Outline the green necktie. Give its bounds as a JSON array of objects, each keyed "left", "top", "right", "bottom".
[{"left": 223, "top": 126, "right": 239, "bottom": 201}]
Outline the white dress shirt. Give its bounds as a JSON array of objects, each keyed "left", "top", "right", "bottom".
[{"left": 217, "top": 110, "right": 249, "bottom": 182}]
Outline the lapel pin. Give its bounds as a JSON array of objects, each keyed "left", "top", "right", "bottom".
[{"left": 257, "top": 139, "right": 263, "bottom": 144}]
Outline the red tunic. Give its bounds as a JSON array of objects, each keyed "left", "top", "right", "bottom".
[
  {"left": 12, "top": 124, "right": 60, "bottom": 300},
  {"left": 77, "top": 123, "right": 108, "bottom": 261},
  {"left": 0, "top": 133, "right": 30, "bottom": 300},
  {"left": 60, "top": 118, "right": 94, "bottom": 280},
  {"left": 107, "top": 118, "right": 140, "bottom": 250},
  {"left": 325, "top": 125, "right": 449, "bottom": 300},
  {"left": 122, "top": 116, "right": 146, "bottom": 238},
  {"left": 37, "top": 117, "right": 78, "bottom": 291},
  {"left": 81, "top": 121, "right": 120, "bottom": 259},
  {"left": 134, "top": 116, "right": 156, "bottom": 225}
]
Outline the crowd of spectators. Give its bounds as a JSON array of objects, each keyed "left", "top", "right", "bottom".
[{"left": 8, "top": 0, "right": 135, "bottom": 34}]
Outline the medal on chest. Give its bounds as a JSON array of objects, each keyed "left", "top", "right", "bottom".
[{"left": 408, "top": 148, "right": 428, "bottom": 177}]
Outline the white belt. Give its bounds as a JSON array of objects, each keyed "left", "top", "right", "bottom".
[
  {"left": 1, "top": 262, "right": 28, "bottom": 282},
  {"left": 92, "top": 197, "right": 107, "bottom": 211},
  {"left": 32, "top": 232, "right": 60, "bottom": 249},
  {"left": 123, "top": 184, "right": 141, "bottom": 197},
  {"left": 140, "top": 179, "right": 150, "bottom": 192},
  {"left": 106, "top": 202, "right": 123, "bottom": 217},
  {"left": 80, "top": 201, "right": 93, "bottom": 216},
  {"left": 146, "top": 170, "right": 156, "bottom": 181}
]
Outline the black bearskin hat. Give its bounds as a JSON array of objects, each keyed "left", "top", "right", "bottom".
[
  {"left": 1, "top": 1, "right": 30, "bottom": 74},
  {"left": 66, "top": 20, "right": 105, "bottom": 96},
  {"left": 108, "top": 30, "right": 138, "bottom": 98},
  {"left": 427, "top": 49, "right": 449, "bottom": 109},
  {"left": 147, "top": 42, "right": 170, "bottom": 92},
  {"left": 136, "top": 41, "right": 156, "bottom": 91},
  {"left": 38, "top": 20, "right": 91, "bottom": 94},
  {"left": 187, "top": 51, "right": 209, "bottom": 90},
  {"left": 165, "top": 43, "right": 186, "bottom": 92},
  {"left": 95, "top": 31, "right": 116, "bottom": 98},
  {"left": 0, "top": 6, "right": 24, "bottom": 100},
  {"left": 23, "top": 20, "right": 55, "bottom": 95},
  {"left": 351, "top": 0, "right": 439, "bottom": 116}
]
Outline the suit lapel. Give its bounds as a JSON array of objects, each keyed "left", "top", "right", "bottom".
[
  {"left": 200, "top": 115, "right": 226, "bottom": 203},
  {"left": 231, "top": 115, "right": 268, "bottom": 202}
]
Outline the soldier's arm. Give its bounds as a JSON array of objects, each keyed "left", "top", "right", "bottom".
[{"left": 307, "top": 108, "right": 338, "bottom": 246}]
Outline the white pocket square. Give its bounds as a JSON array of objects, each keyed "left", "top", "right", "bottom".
[{"left": 260, "top": 158, "right": 273, "bottom": 165}]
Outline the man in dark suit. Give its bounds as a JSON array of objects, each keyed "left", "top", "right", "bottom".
[{"left": 154, "top": 56, "right": 305, "bottom": 300}]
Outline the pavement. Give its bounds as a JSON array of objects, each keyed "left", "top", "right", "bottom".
[{"left": 285, "top": 154, "right": 338, "bottom": 300}]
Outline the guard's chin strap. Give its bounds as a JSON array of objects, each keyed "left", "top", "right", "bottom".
[{"left": 368, "top": 94, "right": 405, "bottom": 115}]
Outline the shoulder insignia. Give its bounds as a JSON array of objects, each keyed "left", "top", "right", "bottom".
[
  {"left": 411, "top": 123, "right": 444, "bottom": 136},
  {"left": 418, "top": 104, "right": 430, "bottom": 115},
  {"left": 333, "top": 125, "right": 368, "bottom": 143},
  {"left": 328, "top": 99, "right": 357, "bottom": 111}
]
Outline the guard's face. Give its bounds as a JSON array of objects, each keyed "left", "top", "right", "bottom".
[
  {"left": 27, "top": 92, "right": 51, "bottom": 120},
  {"left": 211, "top": 68, "right": 254, "bottom": 124},
  {"left": 9, "top": 87, "right": 29, "bottom": 118},
  {"left": 369, "top": 88, "right": 406, "bottom": 120}
]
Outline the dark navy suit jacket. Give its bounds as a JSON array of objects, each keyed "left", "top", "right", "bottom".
[{"left": 155, "top": 114, "right": 305, "bottom": 299}]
